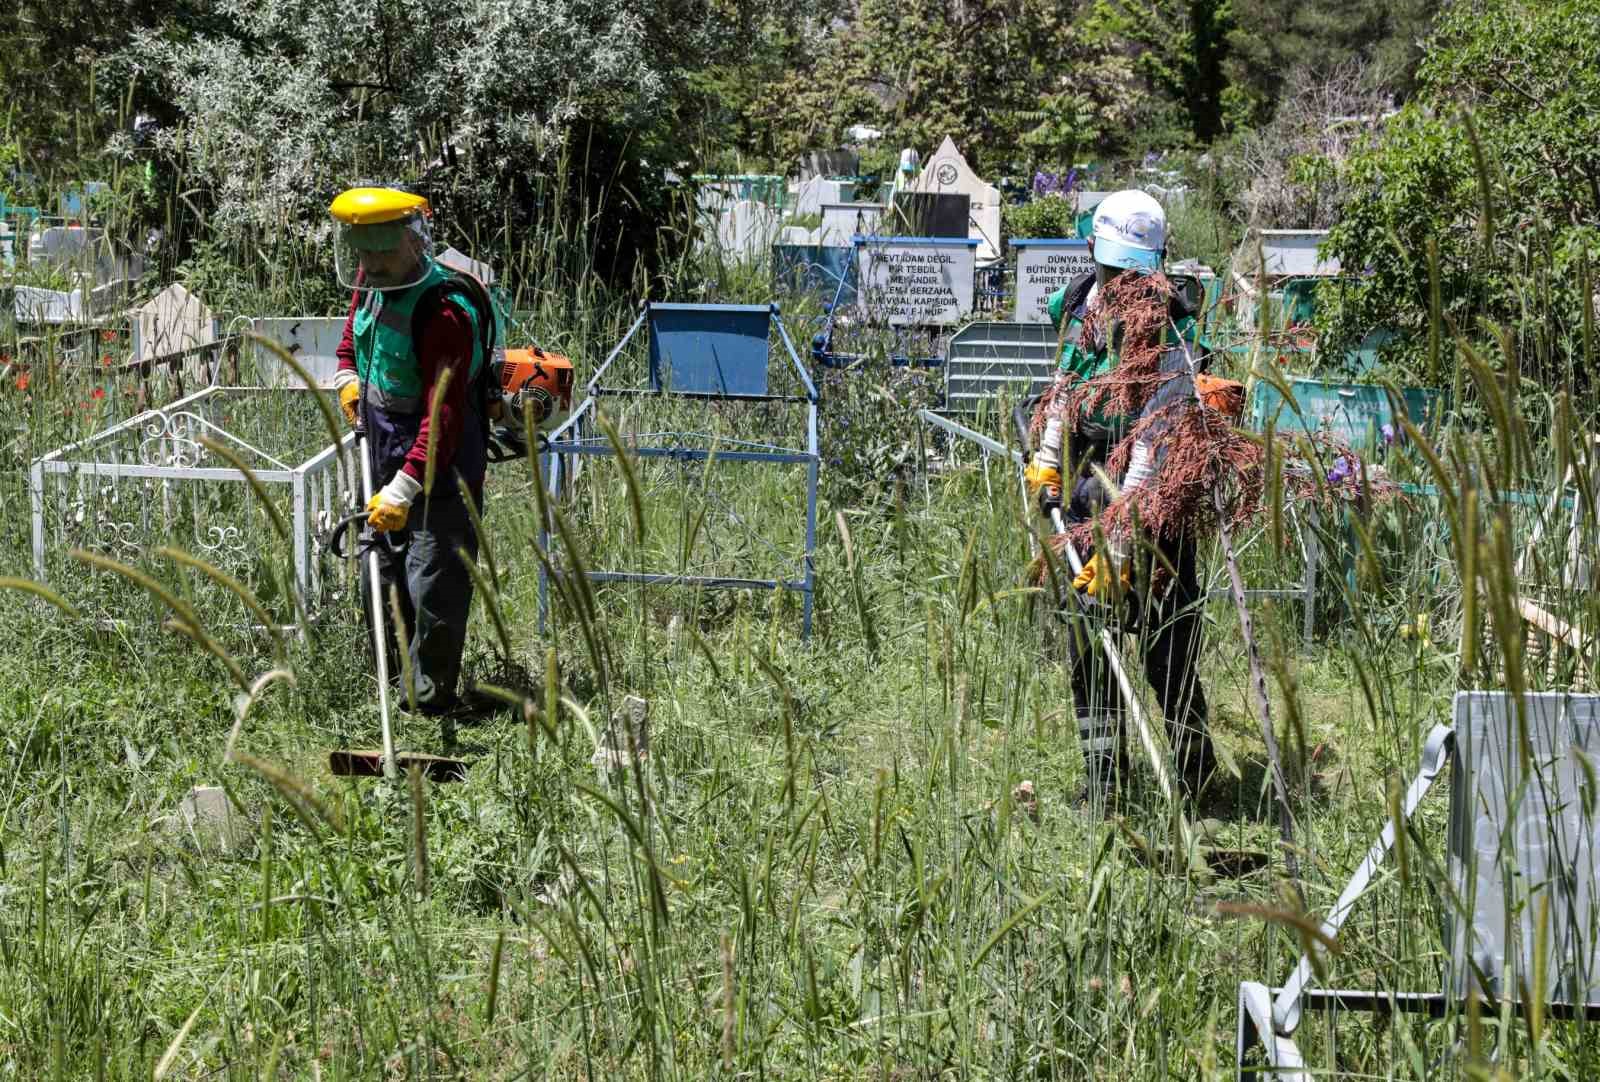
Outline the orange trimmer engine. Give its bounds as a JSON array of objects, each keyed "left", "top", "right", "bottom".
[{"left": 488, "top": 347, "right": 574, "bottom": 458}]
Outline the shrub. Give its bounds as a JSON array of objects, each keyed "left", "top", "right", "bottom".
[
  {"left": 1317, "top": 0, "right": 1600, "bottom": 382},
  {"left": 1003, "top": 194, "right": 1077, "bottom": 241}
]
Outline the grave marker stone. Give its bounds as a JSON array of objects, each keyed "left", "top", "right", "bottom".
[
  {"left": 1010, "top": 239, "right": 1093, "bottom": 323},
  {"left": 791, "top": 178, "right": 855, "bottom": 218},
  {"left": 907, "top": 136, "right": 1002, "bottom": 262},
  {"left": 855, "top": 236, "right": 978, "bottom": 326},
  {"left": 819, "top": 202, "right": 883, "bottom": 247},
  {"left": 135, "top": 283, "right": 217, "bottom": 364}
]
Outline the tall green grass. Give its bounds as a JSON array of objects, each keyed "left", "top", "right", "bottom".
[{"left": 3, "top": 88, "right": 1600, "bottom": 1080}]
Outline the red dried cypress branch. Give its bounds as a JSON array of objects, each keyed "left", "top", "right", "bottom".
[{"left": 1067, "top": 272, "right": 1177, "bottom": 423}]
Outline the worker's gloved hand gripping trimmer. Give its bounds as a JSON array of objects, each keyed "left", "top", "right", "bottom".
[{"left": 1012, "top": 397, "right": 1175, "bottom": 804}]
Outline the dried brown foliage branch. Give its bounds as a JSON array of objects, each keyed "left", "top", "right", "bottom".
[{"left": 1225, "top": 62, "right": 1395, "bottom": 230}]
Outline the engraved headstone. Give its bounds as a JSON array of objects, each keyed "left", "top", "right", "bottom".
[
  {"left": 855, "top": 237, "right": 977, "bottom": 327},
  {"left": 1011, "top": 239, "right": 1094, "bottom": 323},
  {"left": 906, "top": 136, "right": 1002, "bottom": 262}
]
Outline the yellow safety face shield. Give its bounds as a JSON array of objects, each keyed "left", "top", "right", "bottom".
[{"left": 329, "top": 187, "right": 434, "bottom": 292}]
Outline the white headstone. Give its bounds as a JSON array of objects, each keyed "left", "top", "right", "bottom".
[
  {"left": 1011, "top": 239, "right": 1094, "bottom": 323},
  {"left": 856, "top": 237, "right": 977, "bottom": 326},
  {"left": 14, "top": 286, "right": 82, "bottom": 324},
  {"left": 436, "top": 246, "right": 496, "bottom": 285},
  {"left": 250, "top": 317, "right": 347, "bottom": 387},
  {"left": 1236, "top": 229, "right": 1340, "bottom": 278},
  {"left": 172, "top": 785, "right": 249, "bottom": 853},
  {"left": 791, "top": 178, "right": 855, "bottom": 218},
  {"left": 908, "top": 136, "right": 1002, "bottom": 262},
  {"left": 1075, "top": 191, "right": 1116, "bottom": 217},
  {"left": 720, "top": 200, "right": 782, "bottom": 263},
  {"left": 136, "top": 283, "right": 216, "bottom": 363},
  {"left": 819, "top": 202, "right": 884, "bottom": 247},
  {"left": 28, "top": 225, "right": 100, "bottom": 268}
]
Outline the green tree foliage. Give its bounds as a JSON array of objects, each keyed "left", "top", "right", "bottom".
[
  {"left": 1087, "top": 0, "right": 1234, "bottom": 144},
  {"left": 110, "top": 0, "right": 830, "bottom": 284},
  {"left": 756, "top": 0, "right": 1170, "bottom": 176},
  {"left": 1319, "top": 0, "right": 1600, "bottom": 382},
  {"left": 0, "top": 0, "right": 205, "bottom": 187},
  {"left": 1223, "top": 0, "right": 1431, "bottom": 127},
  {"left": 1003, "top": 194, "right": 1077, "bottom": 240}
]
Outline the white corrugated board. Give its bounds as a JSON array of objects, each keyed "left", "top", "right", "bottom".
[{"left": 1450, "top": 692, "right": 1600, "bottom": 1007}]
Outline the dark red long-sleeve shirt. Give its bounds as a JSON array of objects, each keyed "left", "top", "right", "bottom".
[{"left": 336, "top": 289, "right": 475, "bottom": 485}]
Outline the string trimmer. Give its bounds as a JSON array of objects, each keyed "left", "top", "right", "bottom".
[
  {"left": 1011, "top": 398, "right": 1174, "bottom": 801},
  {"left": 1013, "top": 397, "right": 1267, "bottom": 878},
  {"left": 322, "top": 427, "right": 468, "bottom": 783}
]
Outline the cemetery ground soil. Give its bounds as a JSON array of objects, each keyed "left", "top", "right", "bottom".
[{"left": 0, "top": 447, "right": 1482, "bottom": 1080}]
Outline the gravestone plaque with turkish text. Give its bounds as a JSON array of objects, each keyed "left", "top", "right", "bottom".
[
  {"left": 1011, "top": 239, "right": 1094, "bottom": 323},
  {"left": 855, "top": 238, "right": 977, "bottom": 326}
]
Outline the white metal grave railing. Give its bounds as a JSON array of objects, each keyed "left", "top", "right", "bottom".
[
  {"left": 1238, "top": 692, "right": 1600, "bottom": 1078},
  {"left": 29, "top": 385, "right": 357, "bottom": 624}
]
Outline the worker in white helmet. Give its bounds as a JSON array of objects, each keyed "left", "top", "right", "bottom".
[{"left": 1023, "top": 188, "right": 1217, "bottom": 805}]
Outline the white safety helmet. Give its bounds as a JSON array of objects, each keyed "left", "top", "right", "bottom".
[{"left": 1090, "top": 189, "right": 1166, "bottom": 273}]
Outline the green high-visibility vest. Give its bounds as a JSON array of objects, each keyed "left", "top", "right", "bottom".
[{"left": 353, "top": 258, "right": 484, "bottom": 414}]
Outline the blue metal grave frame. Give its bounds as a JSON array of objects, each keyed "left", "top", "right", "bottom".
[{"left": 539, "top": 301, "right": 821, "bottom": 636}]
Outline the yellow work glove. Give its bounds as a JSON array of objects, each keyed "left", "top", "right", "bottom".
[
  {"left": 366, "top": 472, "right": 422, "bottom": 533},
  {"left": 338, "top": 380, "right": 361, "bottom": 426},
  {"left": 1023, "top": 457, "right": 1060, "bottom": 495},
  {"left": 1025, "top": 457, "right": 1063, "bottom": 517},
  {"left": 1071, "top": 552, "right": 1130, "bottom": 599}
]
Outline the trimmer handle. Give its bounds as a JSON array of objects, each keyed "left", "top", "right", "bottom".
[{"left": 1012, "top": 394, "right": 1042, "bottom": 458}]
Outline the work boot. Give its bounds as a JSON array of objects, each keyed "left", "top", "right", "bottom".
[{"left": 1077, "top": 711, "right": 1127, "bottom": 815}]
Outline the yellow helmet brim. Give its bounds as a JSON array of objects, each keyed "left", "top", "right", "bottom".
[{"left": 329, "top": 187, "right": 430, "bottom": 225}]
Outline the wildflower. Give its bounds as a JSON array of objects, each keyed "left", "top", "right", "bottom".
[
  {"left": 101, "top": 354, "right": 112, "bottom": 367},
  {"left": 14, "top": 372, "right": 30, "bottom": 392},
  {"left": 101, "top": 329, "right": 116, "bottom": 343},
  {"left": 91, "top": 387, "right": 106, "bottom": 401}
]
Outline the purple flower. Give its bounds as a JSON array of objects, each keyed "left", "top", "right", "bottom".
[
  {"left": 1032, "top": 170, "right": 1074, "bottom": 198},
  {"left": 1327, "top": 456, "right": 1353, "bottom": 485},
  {"left": 1381, "top": 423, "right": 1397, "bottom": 446}
]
